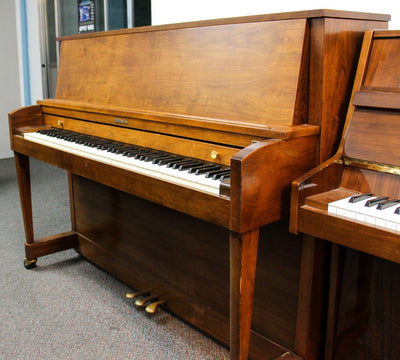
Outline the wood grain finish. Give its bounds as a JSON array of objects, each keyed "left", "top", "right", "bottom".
[
  {"left": 290, "top": 30, "right": 400, "bottom": 360},
  {"left": 325, "top": 247, "right": 400, "bottom": 360},
  {"left": 10, "top": 11, "right": 389, "bottom": 360},
  {"left": 56, "top": 20, "right": 308, "bottom": 128}
]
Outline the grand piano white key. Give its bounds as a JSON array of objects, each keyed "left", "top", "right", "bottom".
[
  {"left": 328, "top": 193, "right": 400, "bottom": 233},
  {"left": 24, "top": 129, "right": 229, "bottom": 196}
]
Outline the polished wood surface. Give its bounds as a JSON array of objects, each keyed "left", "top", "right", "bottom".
[
  {"left": 290, "top": 30, "right": 400, "bottom": 359},
  {"left": 325, "top": 246, "right": 400, "bottom": 360},
  {"left": 56, "top": 19, "right": 307, "bottom": 128},
  {"left": 10, "top": 10, "right": 389, "bottom": 360}
]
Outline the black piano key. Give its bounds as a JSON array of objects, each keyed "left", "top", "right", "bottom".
[
  {"left": 212, "top": 170, "right": 231, "bottom": 180},
  {"left": 348, "top": 192, "right": 373, "bottom": 203},
  {"left": 147, "top": 154, "right": 170, "bottom": 163},
  {"left": 128, "top": 148, "right": 145, "bottom": 159},
  {"left": 205, "top": 169, "right": 227, "bottom": 178},
  {"left": 137, "top": 151, "right": 159, "bottom": 161},
  {"left": 107, "top": 144, "right": 126, "bottom": 153},
  {"left": 95, "top": 141, "right": 114, "bottom": 149},
  {"left": 155, "top": 156, "right": 182, "bottom": 165},
  {"left": 142, "top": 151, "right": 170, "bottom": 162},
  {"left": 187, "top": 164, "right": 213, "bottom": 173},
  {"left": 194, "top": 165, "right": 220, "bottom": 175},
  {"left": 122, "top": 147, "right": 141, "bottom": 156},
  {"left": 219, "top": 173, "right": 231, "bottom": 182},
  {"left": 395, "top": 207, "right": 400, "bottom": 215},
  {"left": 172, "top": 160, "right": 200, "bottom": 169},
  {"left": 96, "top": 141, "right": 115, "bottom": 150},
  {"left": 166, "top": 159, "right": 192, "bottom": 168},
  {"left": 377, "top": 199, "right": 400, "bottom": 210},
  {"left": 178, "top": 161, "right": 204, "bottom": 171},
  {"left": 364, "top": 196, "right": 389, "bottom": 207}
]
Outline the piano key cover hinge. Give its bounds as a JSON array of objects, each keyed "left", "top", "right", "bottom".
[{"left": 340, "top": 158, "right": 400, "bottom": 175}]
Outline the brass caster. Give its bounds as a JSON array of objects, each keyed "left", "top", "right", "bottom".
[
  {"left": 135, "top": 294, "right": 158, "bottom": 307},
  {"left": 126, "top": 290, "right": 150, "bottom": 300},
  {"left": 24, "top": 258, "right": 37, "bottom": 270},
  {"left": 145, "top": 299, "right": 166, "bottom": 314}
]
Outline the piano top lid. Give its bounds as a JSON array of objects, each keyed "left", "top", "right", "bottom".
[
  {"left": 57, "top": 9, "right": 390, "bottom": 42},
  {"left": 54, "top": 15, "right": 311, "bottom": 131},
  {"left": 48, "top": 9, "right": 388, "bottom": 141}
]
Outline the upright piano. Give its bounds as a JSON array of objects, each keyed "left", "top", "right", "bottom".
[
  {"left": 9, "top": 10, "right": 389, "bottom": 360},
  {"left": 290, "top": 30, "right": 400, "bottom": 359}
]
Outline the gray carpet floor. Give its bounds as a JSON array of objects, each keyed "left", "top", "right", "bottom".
[{"left": 0, "top": 157, "right": 229, "bottom": 359}]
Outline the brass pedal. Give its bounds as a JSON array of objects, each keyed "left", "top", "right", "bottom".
[
  {"left": 135, "top": 294, "right": 158, "bottom": 307},
  {"left": 125, "top": 289, "right": 150, "bottom": 300},
  {"left": 145, "top": 299, "right": 166, "bottom": 314}
]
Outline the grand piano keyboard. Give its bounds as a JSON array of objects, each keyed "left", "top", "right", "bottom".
[
  {"left": 328, "top": 193, "right": 400, "bottom": 233},
  {"left": 24, "top": 128, "right": 230, "bottom": 197}
]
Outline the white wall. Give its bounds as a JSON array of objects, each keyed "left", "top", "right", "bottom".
[
  {"left": 0, "top": 1, "right": 43, "bottom": 159},
  {"left": 25, "top": 1, "right": 44, "bottom": 105},
  {"left": 0, "top": 0, "right": 22, "bottom": 159},
  {"left": 151, "top": 0, "right": 399, "bottom": 29}
]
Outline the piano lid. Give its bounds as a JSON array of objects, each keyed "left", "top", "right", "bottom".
[
  {"left": 39, "top": 10, "right": 389, "bottom": 144},
  {"left": 54, "top": 18, "right": 307, "bottom": 128}
]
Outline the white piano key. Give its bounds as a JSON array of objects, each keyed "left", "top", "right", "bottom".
[
  {"left": 24, "top": 131, "right": 226, "bottom": 196},
  {"left": 328, "top": 194, "right": 400, "bottom": 233}
]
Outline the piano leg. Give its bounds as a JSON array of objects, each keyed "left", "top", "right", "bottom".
[
  {"left": 295, "top": 234, "right": 331, "bottom": 360},
  {"left": 14, "top": 152, "right": 79, "bottom": 268},
  {"left": 230, "top": 228, "right": 259, "bottom": 360},
  {"left": 14, "top": 152, "right": 36, "bottom": 268}
]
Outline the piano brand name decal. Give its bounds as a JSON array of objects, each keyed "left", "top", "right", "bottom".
[{"left": 114, "top": 118, "right": 128, "bottom": 125}]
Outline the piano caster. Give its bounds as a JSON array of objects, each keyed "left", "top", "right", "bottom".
[
  {"left": 134, "top": 294, "right": 158, "bottom": 307},
  {"left": 145, "top": 299, "right": 166, "bottom": 314},
  {"left": 24, "top": 258, "right": 37, "bottom": 270}
]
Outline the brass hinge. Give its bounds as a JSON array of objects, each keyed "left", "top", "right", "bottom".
[{"left": 342, "top": 158, "right": 400, "bottom": 175}]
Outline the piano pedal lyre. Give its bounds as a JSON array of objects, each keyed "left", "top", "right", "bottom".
[{"left": 145, "top": 299, "right": 166, "bottom": 314}]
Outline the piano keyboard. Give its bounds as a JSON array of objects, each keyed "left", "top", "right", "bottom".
[
  {"left": 328, "top": 193, "right": 400, "bottom": 233},
  {"left": 24, "top": 128, "right": 230, "bottom": 196}
]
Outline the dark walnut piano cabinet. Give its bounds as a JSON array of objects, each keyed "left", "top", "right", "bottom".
[
  {"left": 9, "top": 10, "right": 389, "bottom": 360},
  {"left": 290, "top": 30, "right": 400, "bottom": 359}
]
